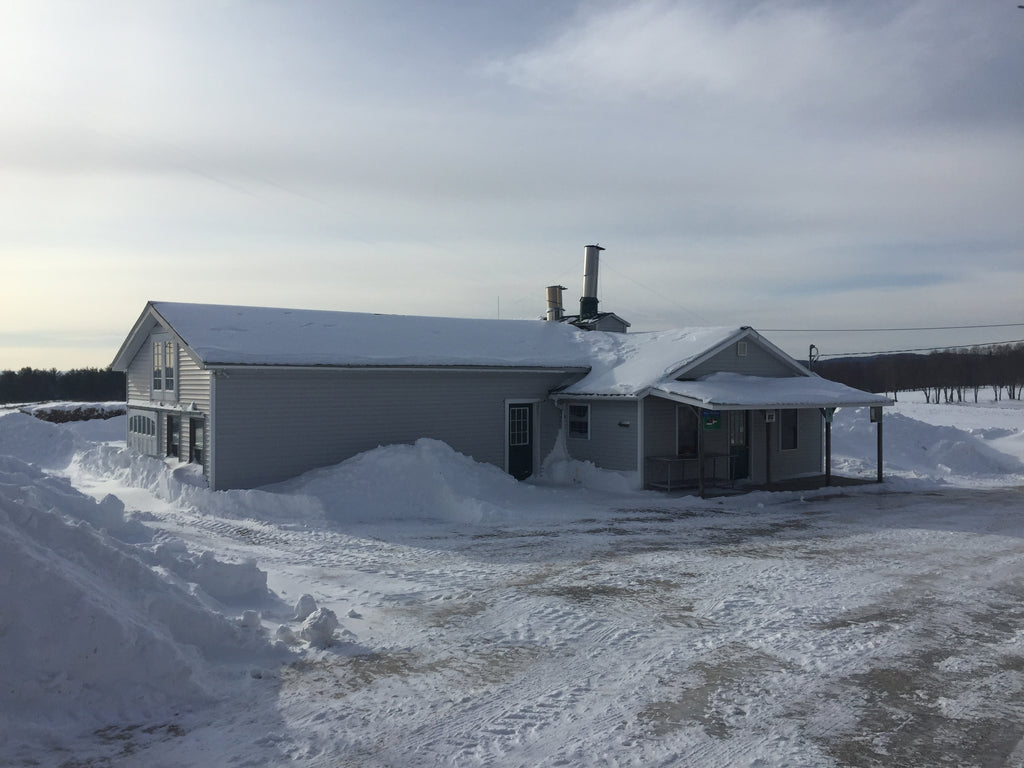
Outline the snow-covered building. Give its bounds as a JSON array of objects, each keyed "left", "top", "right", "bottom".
[{"left": 111, "top": 296, "right": 891, "bottom": 493}]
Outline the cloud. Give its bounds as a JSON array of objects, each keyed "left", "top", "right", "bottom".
[{"left": 490, "top": 1, "right": 1024, "bottom": 127}]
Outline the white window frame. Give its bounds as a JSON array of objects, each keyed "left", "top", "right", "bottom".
[
  {"left": 567, "top": 403, "right": 590, "bottom": 440},
  {"left": 152, "top": 340, "right": 163, "bottom": 392},
  {"left": 151, "top": 335, "right": 177, "bottom": 401},
  {"left": 508, "top": 405, "right": 530, "bottom": 447}
]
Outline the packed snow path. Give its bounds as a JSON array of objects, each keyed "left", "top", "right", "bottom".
[{"left": 66, "top": 483, "right": 1024, "bottom": 767}]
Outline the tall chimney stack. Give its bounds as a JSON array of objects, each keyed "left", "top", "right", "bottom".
[
  {"left": 580, "top": 244, "right": 604, "bottom": 319},
  {"left": 545, "top": 285, "right": 566, "bottom": 321}
]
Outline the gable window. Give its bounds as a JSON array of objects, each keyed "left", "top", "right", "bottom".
[
  {"left": 568, "top": 404, "right": 590, "bottom": 439},
  {"left": 780, "top": 409, "right": 798, "bottom": 451},
  {"left": 152, "top": 338, "right": 177, "bottom": 397}
]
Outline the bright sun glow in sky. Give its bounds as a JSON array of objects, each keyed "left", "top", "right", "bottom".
[{"left": 2, "top": 0, "right": 1023, "bottom": 370}]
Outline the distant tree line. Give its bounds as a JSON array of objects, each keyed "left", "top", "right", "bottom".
[
  {"left": 0, "top": 367, "right": 125, "bottom": 404},
  {"left": 814, "top": 343, "right": 1024, "bottom": 403}
]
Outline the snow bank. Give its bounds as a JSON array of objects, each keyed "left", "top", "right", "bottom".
[
  {"left": 540, "top": 428, "right": 640, "bottom": 493},
  {"left": 833, "top": 407, "right": 1024, "bottom": 480},
  {"left": 73, "top": 442, "right": 323, "bottom": 522},
  {"left": 0, "top": 412, "right": 86, "bottom": 468},
  {"left": 0, "top": 457, "right": 274, "bottom": 746},
  {"left": 271, "top": 438, "right": 536, "bottom": 524}
]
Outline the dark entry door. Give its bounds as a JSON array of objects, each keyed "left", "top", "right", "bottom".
[
  {"left": 507, "top": 404, "right": 533, "bottom": 480},
  {"left": 729, "top": 411, "right": 749, "bottom": 480},
  {"left": 167, "top": 415, "right": 181, "bottom": 459},
  {"left": 189, "top": 418, "right": 205, "bottom": 464}
]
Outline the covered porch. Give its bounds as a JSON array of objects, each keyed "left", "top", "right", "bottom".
[{"left": 640, "top": 373, "right": 892, "bottom": 497}]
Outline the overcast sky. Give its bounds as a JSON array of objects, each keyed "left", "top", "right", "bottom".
[{"left": 3, "top": 0, "right": 1023, "bottom": 370}]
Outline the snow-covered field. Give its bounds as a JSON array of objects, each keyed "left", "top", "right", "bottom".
[{"left": 2, "top": 393, "right": 1023, "bottom": 767}]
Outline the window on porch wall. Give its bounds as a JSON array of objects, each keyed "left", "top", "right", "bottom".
[
  {"left": 780, "top": 409, "right": 798, "bottom": 450},
  {"left": 568, "top": 404, "right": 590, "bottom": 439}
]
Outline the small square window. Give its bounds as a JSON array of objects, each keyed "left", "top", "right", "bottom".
[{"left": 568, "top": 404, "right": 590, "bottom": 439}]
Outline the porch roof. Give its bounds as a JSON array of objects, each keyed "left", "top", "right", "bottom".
[{"left": 650, "top": 372, "right": 893, "bottom": 410}]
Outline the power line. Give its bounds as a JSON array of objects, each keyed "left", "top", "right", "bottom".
[
  {"left": 764, "top": 322, "right": 1024, "bottom": 333},
  {"left": 601, "top": 262, "right": 711, "bottom": 325},
  {"left": 819, "top": 338, "right": 1024, "bottom": 358}
]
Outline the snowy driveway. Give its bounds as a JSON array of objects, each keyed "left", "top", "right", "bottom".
[{"left": 130, "top": 484, "right": 1024, "bottom": 767}]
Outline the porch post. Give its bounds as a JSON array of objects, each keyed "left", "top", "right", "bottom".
[
  {"left": 825, "top": 420, "right": 832, "bottom": 486},
  {"left": 697, "top": 408, "right": 706, "bottom": 499},
  {"left": 821, "top": 407, "right": 834, "bottom": 487},
  {"left": 764, "top": 410, "right": 772, "bottom": 489},
  {"left": 877, "top": 418, "right": 884, "bottom": 484},
  {"left": 871, "top": 406, "right": 884, "bottom": 484}
]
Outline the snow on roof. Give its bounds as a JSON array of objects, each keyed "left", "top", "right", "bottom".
[
  {"left": 147, "top": 303, "right": 745, "bottom": 384},
  {"left": 151, "top": 302, "right": 595, "bottom": 368},
  {"left": 653, "top": 372, "right": 893, "bottom": 409},
  {"left": 559, "top": 326, "right": 742, "bottom": 395},
  {"left": 140, "top": 303, "right": 886, "bottom": 408}
]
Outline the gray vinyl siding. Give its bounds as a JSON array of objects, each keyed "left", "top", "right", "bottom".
[
  {"left": 747, "top": 408, "right": 822, "bottom": 484},
  {"left": 178, "top": 348, "right": 211, "bottom": 411},
  {"left": 563, "top": 399, "right": 638, "bottom": 472},
  {"left": 685, "top": 339, "right": 795, "bottom": 379},
  {"left": 772, "top": 408, "right": 823, "bottom": 479},
  {"left": 210, "top": 367, "right": 573, "bottom": 490}
]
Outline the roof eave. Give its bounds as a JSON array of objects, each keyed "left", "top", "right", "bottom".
[{"left": 647, "top": 387, "right": 893, "bottom": 410}]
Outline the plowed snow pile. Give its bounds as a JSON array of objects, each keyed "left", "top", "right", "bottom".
[
  {"left": 833, "top": 406, "right": 1024, "bottom": 480},
  {"left": 0, "top": 417, "right": 282, "bottom": 758}
]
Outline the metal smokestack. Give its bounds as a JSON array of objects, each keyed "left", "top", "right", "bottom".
[
  {"left": 580, "top": 244, "right": 604, "bottom": 319},
  {"left": 545, "top": 285, "right": 566, "bottom": 321}
]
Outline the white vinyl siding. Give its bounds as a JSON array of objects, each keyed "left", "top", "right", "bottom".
[{"left": 177, "top": 348, "right": 211, "bottom": 411}]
